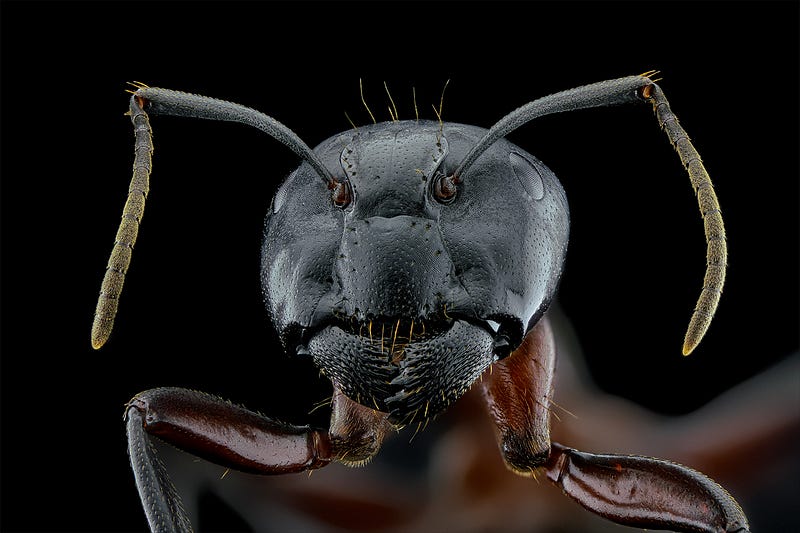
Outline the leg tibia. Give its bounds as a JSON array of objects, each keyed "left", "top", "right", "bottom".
[{"left": 126, "top": 408, "right": 193, "bottom": 533}]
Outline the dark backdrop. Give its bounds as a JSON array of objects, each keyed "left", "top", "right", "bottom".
[{"left": 2, "top": 1, "right": 797, "bottom": 532}]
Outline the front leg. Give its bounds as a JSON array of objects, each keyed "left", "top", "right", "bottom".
[
  {"left": 479, "top": 312, "right": 556, "bottom": 474},
  {"left": 125, "top": 386, "right": 390, "bottom": 532},
  {"left": 542, "top": 443, "right": 750, "bottom": 533},
  {"left": 480, "top": 315, "right": 750, "bottom": 533}
]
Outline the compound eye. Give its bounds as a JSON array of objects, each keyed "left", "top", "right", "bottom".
[
  {"left": 330, "top": 179, "right": 352, "bottom": 208},
  {"left": 509, "top": 152, "right": 545, "bottom": 201},
  {"left": 433, "top": 172, "right": 458, "bottom": 204}
]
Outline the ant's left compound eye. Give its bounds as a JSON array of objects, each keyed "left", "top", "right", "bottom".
[
  {"left": 509, "top": 152, "right": 545, "bottom": 201},
  {"left": 433, "top": 172, "right": 458, "bottom": 204},
  {"left": 330, "top": 179, "right": 352, "bottom": 208}
]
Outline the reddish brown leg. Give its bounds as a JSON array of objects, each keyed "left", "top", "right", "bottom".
[
  {"left": 125, "top": 386, "right": 390, "bottom": 533},
  {"left": 479, "top": 314, "right": 556, "bottom": 475},
  {"left": 542, "top": 443, "right": 750, "bottom": 533},
  {"left": 480, "top": 315, "right": 750, "bottom": 533}
]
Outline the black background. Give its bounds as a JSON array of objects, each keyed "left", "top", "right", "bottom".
[{"left": 2, "top": 1, "right": 798, "bottom": 532}]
